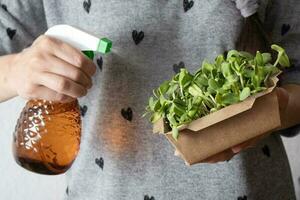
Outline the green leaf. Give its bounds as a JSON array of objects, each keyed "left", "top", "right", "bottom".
[
  {"left": 202, "top": 61, "right": 215, "bottom": 74},
  {"left": 172, "top": 127, "right": 179, "bottom": 141},
  {"left": 188, "top": 84, "right": 204, "bottom": 97},
  {"left": 159, "top": 94, "right": 166, "bottom": 105},
  {"left": 188, "top": 109, "right": 197, "bottom": 118},
  {"left": 149, "top": 97, "right": 161, "bottom": 111},
  {"left": 271, "top": 44, "right": 290, "bottom": 68},
  {"left": 150, "top": 112, "right": 162, "bottom": 123},
  {"left": 243, "top": 68, "right": 254, "bottom": 78},
  {"left": 240, "top": 87, "right": 251, "bottom": 101},
  {"left": 239, "top": 51, "right": 254, "bottom": 59},
  {"left": 265, "top": 64, "right": 280, "bottom": 75},
  {"left": 179, "top": 113, "right": 190, "bottom": 122},
  {"left": 222, "top": 93, "right": 239, "bottom": 105},
  {"left": 252, "top": 75, "right": 261, "bottom": 88},
  {"left": 167, "top": 113, "right": 177, "bottom": 126},
  {"left": 215, "top": 55, "right": 225, "bottom": 67},
  {"left": 227, "top": 50, "right": 240, "bottom": 59},
  {"left": 255, "top": 51, "right": 264, "bottom": 66},
  {"left": 208, "top": 79, "right": 219, "bottom": 91},
  {"left": 262, "top": 53, "right": 272, "bottom": 64},
  {"left": 159, "top": 80, "right": 170, "bottom": 94},
  {"left": 153, "top": 89, "right": 160, "bottom": 98},
  {"left": 170, "top": 102, "right": 186, "bottom": 116},
  {"left": 222, "top": 81, "right": 232, "bottom": 90},
  {"left": 194, "top": 75, "right": 208, "bottom": 87},
  {"left": 179, "top": 69, "right": 193, "bottom": 89},
  {"left": 166, "top": 83, "right": 178, "bottom": 96},
  {"left": 278, "top": 53, "right": 290, "bottom": 67},
  {"left": 149, "top": 97, "right": 155, "bottom": 110},
  {"left": 226, "top": 74, "right": 239, "bottom": 83},
  {"left": 221, "top": 62, "right": 232, "bottom": 78}
]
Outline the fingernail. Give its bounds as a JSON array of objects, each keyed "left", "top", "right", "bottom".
[
  {"left": 185, "top": 161, "right": 191, "bottom": 166},
  {"left": 174, "top": 151, "right": 179, "bottom": 156},
  {"left": 232, "top": 148, "right": 241, "bottom": 154}
]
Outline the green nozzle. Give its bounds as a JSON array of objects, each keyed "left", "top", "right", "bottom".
[
  {"left": 97, "top": 38, "right": 112, "bottom": 54},
  {"left": 82, "top": 38, "right": 112, "bottom": 60},
  {"left": 82, "top": 50, "right": 95, "bottom": 60}
]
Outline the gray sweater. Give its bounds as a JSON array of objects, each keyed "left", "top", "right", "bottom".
[{"left": 0, "top": 0, "right": 299, "bottom": 199}]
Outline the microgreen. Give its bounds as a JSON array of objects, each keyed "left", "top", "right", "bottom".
[{"left": 144, "top": 45, "right": 290, "bottom": 140}]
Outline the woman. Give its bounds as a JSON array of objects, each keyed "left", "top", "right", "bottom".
[{"left": 0, "top": 0, "right": 299, "bottom": 199}]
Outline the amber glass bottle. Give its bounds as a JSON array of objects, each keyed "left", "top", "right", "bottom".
[{"left": 12, "top": 99, "right": 81, "bottom": 175}]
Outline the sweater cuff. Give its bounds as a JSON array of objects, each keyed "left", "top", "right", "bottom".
[{"left": 279, "top": 124, "right": 300, "bottom": 137}]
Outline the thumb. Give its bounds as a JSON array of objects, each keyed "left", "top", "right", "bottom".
[{"left": 276, "top": 87, "right": 289, "bottom": 113}]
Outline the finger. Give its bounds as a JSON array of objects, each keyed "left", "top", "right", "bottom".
[
  {"left": 42, "top": 55, "right": 92, "bottom": 89},
  {"left": 174, "top": 150, "right": 192, "bottom": 166},
  {"left": 231, "top": 134, "right": 267, "bottom": 154},
  {"left": 38, "top": 36, "right": 96, "bottom": 77},
  {"left": 174, "top": 150, "right": 185, "bottom": 160},
  {"left": 232, "top": 139, "right": 257, "bottom": 154},
  {"left": 49, "top": 38, "right": 96, "bottom": 76},
  {"left": 276, "top": 87, "right": 289, "bottom": 112},
  {"left": 203, "top": 152, "right": 234, "bottom": 163},
  {"left": 200, "top": 149, "right": 235, "bottom": 163},
  {"left": 174, "top": 150, "right": 181, "bottom": 157},
  {"left": 185, "top": 161, "right": 191, "bottom": 166},
  {"left": 29, "top": 85, "right": 74, "bottom": 102},
  {"left": 36, "top": 72, "right": 87, "bottom": 98}
]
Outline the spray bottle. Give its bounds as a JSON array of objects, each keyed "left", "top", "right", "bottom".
[{"left": 12, "top": 25, "right": 112, "bottom": 175}]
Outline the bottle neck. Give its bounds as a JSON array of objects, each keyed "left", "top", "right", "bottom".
[{"left": 26, "top": 99, "right": 79, "bottom": 115}]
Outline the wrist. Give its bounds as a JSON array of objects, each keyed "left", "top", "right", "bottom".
[
  {"left": 279, "top": 84, "right": 300, "bottom": 129},
  {"left": 0, "top": 54, "right": 18, "bottom": 101}
]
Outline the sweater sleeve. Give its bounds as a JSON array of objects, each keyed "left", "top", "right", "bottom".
[
  {"left": 0, "top": 0, "right": 47, "bottom": 55},
  {"left": 233, "top": 0, "right": 300, "bottom": 137},
  {"left": 270, "top": 1, "right": 300, "bottom": 137}
]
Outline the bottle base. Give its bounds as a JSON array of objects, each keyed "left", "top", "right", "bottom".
[{"left": 15, "top": 157, "right": 71, "bottom": 175}]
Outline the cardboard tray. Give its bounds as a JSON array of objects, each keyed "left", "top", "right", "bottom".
[{"left": 153, "top": 76, "right": 281, "bottom": 165}]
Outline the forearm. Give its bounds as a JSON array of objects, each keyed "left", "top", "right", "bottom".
[
  {"left": 0, "top": 54, "right": 18, "bottom": 102},
  {"left": 281, "top": 84, "right": 300, "bottom": 129}
]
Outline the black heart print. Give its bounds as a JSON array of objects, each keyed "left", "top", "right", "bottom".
[
  {"left": 281, "top": 24, "right": 290, "bottom": 36},
  {"left": 132, "top": 30, "right": 144, "bottom": 45},
  {"left": 173, "top": 61, "right": 185, "bottom": 73},
  {"left": 97, "top": 56, "right": 103, "bottom": 71},
  {"left": 262, "top": 145, "right": 270, "bottom": 157},
  {"left": 80, "top": 105, "right": 88, "bottom": 117},
  {"left": 6, "top": 28, "right": 16, "bottom": 40},
  {"left": 237, "top": 195, "right": 247, "bottom": 200},
  {"left": 83, "top": 0, "right": 91, "bottom": 13},
  {"left": 183, "top": 0, "right": 194, "bottom": 12},
  {"left": 1, "top": 4, "right": 7, "bottom": 11},
  {"left": 144, "top": 195, "right": 155, "bottom": 200},
  {"left": 95, "top": 157, "right": 104, "bottom": 170},
  {"left": 121, "top": 107, "right": 133, "bottom": 121}
]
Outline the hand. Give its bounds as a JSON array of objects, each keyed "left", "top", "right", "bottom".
[
  {"left": 175, "top": 87, "right": 290, "bottom": 164},
  {"left": 174, "top": 134, "right": 265, "bottom": 164},
  {"left": 6, "top": 35, "right": 96, "bottom": 102}
]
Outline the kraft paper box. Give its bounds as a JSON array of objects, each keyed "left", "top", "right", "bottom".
[{"left": 153, "top": 75, "right": 281, "bottom": 165}]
